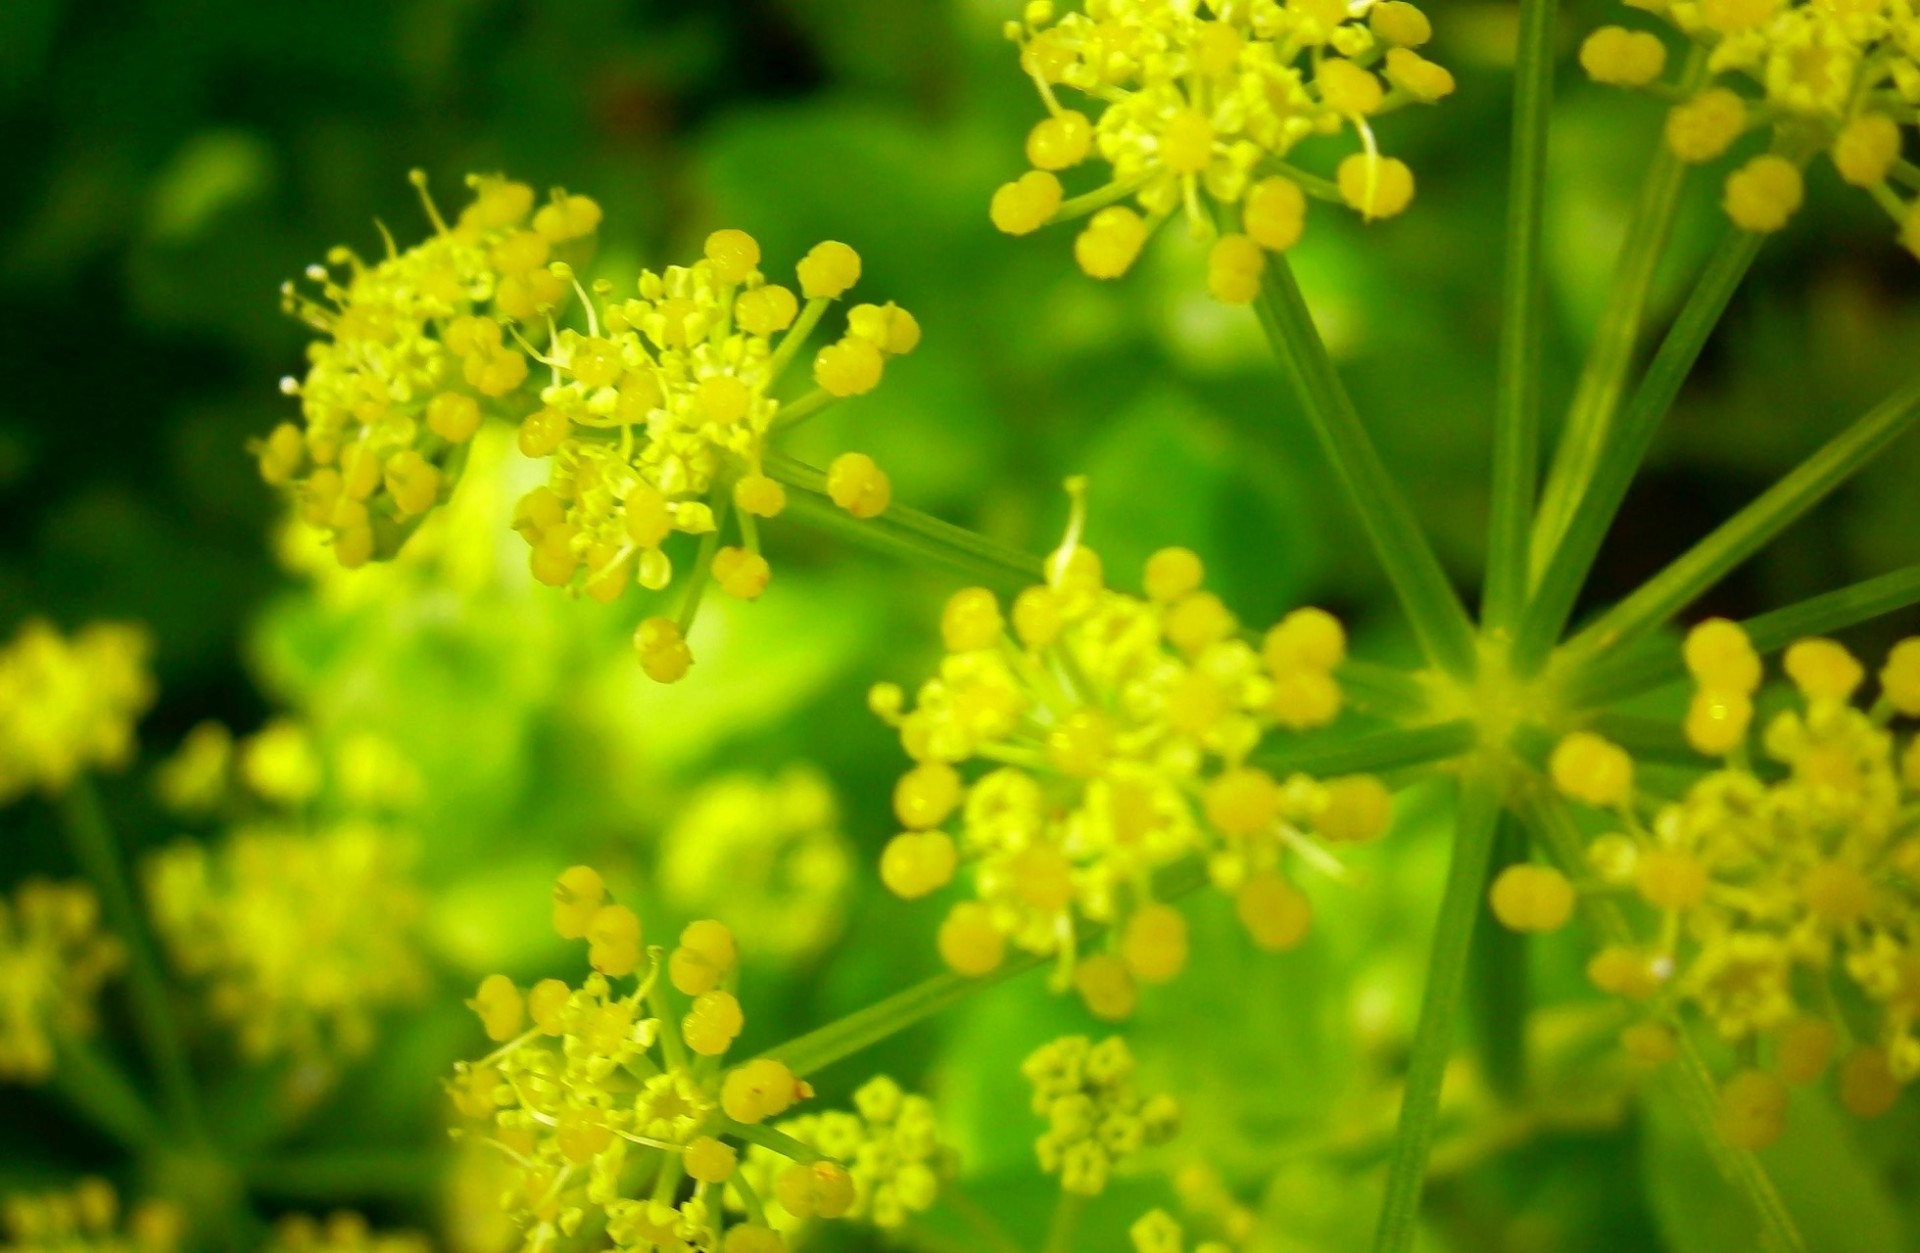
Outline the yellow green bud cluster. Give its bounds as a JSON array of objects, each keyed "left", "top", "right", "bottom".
[
  {"left": 994, "top": 0, "right": 1453, "bottom": 298},
  {"left": 1130, "top": 1208, "right": 1234, "bottom": 1253},
  {"left": 143, "top": 820, "right": 426, "bottom": 1061},
  {"left": 1553, "top": 622, "right": 1920, "bottom": 1143},
  {"left": 0, "top": 620, "right": 154, "bottom": 808},
  {"left": 1023, "top": 1035, "right": 1179, "bottom": 1196},
  {"left": 874, "top": 495, "right": 1389, "bottom": 1017},
  {"left": 268, "top": 172, "right": 602, "bottom": 567},
  {"left": 507, "top": 230, "right": 914, "bottom": 685},
  {"left": 261, "top": 1214, "right": 427, "bottom": 1253},
  {"left": 0, "top": 1180, "right": 179, "bottom": 1253},
  {"left": 0, "top": 881, "right": 123, "bottom": 1084},
  {"left": 1581, "top": 1, "right": 1920, "bottom": 255},
  {"left": 736, "top": 1076, "right": 952, "bottom": 1232},
  {"left": 657, "top": 767, "right": 855, "bottom": 963},
  {"left": 154, "top": 718, "right": 421, "bottom": 818},
  {"left": 450, "top": 867, "right": 838, "bottom": 1253}
]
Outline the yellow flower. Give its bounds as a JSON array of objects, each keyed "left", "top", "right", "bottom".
[
  {"left": 996, "top": 0, "right": 1452, "bottom": 295},
  {"left": 876, "top": 483, "right": 1382, "bottom": 1013},
  {"left": 0, "top": 881, "right": 123, "bottom": 1084},
  {"left": 1582, "top": 1, "right": 1920, "bottom": 250},
  {"left": 0, "top": 620, "right": 154, "bottom": 808},
  {"left": 0, "top": 1181, "right": 179, "bottom": 1253},
  {"left": 268, "top": 172, "right": 601, "bottom": 567},
  {"left": 143, "top": 821, "right": 426, "bottom": 1061},
  {"left": 1023, "top": 1035, "right": 1178, "bottom": 1196},
  {"left": 507, "top": 232, "right": 913, "bottom": 681},
  {"left": 263, "top": 1213, "right": 428, "bottom": 1253}
]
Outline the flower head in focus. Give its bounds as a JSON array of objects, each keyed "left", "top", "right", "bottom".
[
  {"left": 994, "top": 0, "right": 1454, "bottom": 299},
  {"left": 0, "top": 1180, "right": 179, "bottom": 1253},
  {"left": 1582, "top": 1, "right": 1920, "bottom": 254},
  {"left": 1024, "top": 1034, "right": 1179, "bottom": 1196},
  {"left": 508, "top": 230, "right": 916, "bottom": 685},
  {"left": 873, "top": 480, "right": 1388, "bottom": 1017},
  {"left": 0, "top": 621, "right": 154, "bottom": 808},
  {"left": 1549, "top": 621, "right": 1920, "bottom": 1143},
  {"left": 265, "top": 171, "right": 601, "bottom": 567},
  {"left": 0, "top": 881, "right": 123, "bottom": 1084}
]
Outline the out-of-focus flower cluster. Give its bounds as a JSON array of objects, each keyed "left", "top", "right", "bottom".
[
  {"left": 448, "top": 867, "right": 840, "bottom": 1253},
  {"left": 993, "top": 0, "right": 1453, "bottom": 299},
  {"left": 261, "top": 1213, "right": 428, "bottom": 1253},
  {"left": 144, "top": 719, "right": 426, "bottom": 1062},
  {"left": 1548, "top": 621, "right": 1920, "bottom": 1147},
  {"left": 0, "top": 1181, "right": 179, "bottom": 1253},
  {"left": 1581, "top": 0, "right": 1920, "bottom": 253},
  {"left": 0, "top": 621, "right": 154, "bottom": 808},
  {"left": 511, "top": 229, "right": 914, "bottom": 685},
  {"left": 266, "top": 172, "right": 600, "bottom": 568},
  {"left": 657, "top": 767, "right": 854, "bottom": 964},
  {"left": 736, "top": 1075, "right": 952, "bottom": 1232},
  {"left": 1024, "top": 1035, "right": 1178, "bottom": 1196},
  {"left": 873, "top": 494, "right": 1389, "bottom": 1018},
  {"left": 0, "top": 881, "right": 122, "bottom": 1084}
]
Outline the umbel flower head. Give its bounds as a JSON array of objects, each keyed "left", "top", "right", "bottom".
[
  {"left": 734, "top": 1075, "right": 954, "bottom": 1232},
  {"left": 508, "top": 229, "right": 916, "bottom": 685},
  {"left": 261, "top": 1212, "right": 428, "bottom": 1253},
  {"left": 264, "top": 171, "right": 601, "bottom": 568},
  {"left": 872, "top": 481, "right": 1390, "bottom": 1018},
  {"left": 1581, "top": 0, "right": 1920, "bottom": 255},
  {"left": 0, "top": 881, "right": 123, "bottom": 1084},
  {"left": 143, "top": 820, "right": 426, "bottom": 1061},
  {"left": 0, "top": 620, "right": 154, "bottom": 808},
  {"left": 1024, "top": 1034, "right": 1179, "bottom": 1196},
  {"left": 993, "top": 0, "right": 1454, "bottom": 300},
  {"left": 1545, "top": 621, "right": 1920, "bottom": 1146},
  {"left": 0, "top": 1180, "right": 180, "bottom": 1253},
  {"left": 449, "top": 866, "right": 847, "bottom": 1253},
  {"left": 1129, "top": 1208, "right": 1235, "bottom": 1253}
]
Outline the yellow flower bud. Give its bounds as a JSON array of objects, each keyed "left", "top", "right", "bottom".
[
  {"left": 1244, "top": 176, "right": 1307, "bottom": 252},
  {"left": 1120, "top": 904, "right": 1188, "bottom": 984},
  {"left": 942, "top": 587, "right": 1004, "bottom": 652},
  {"left": 681, "top": 989, "right": 744, "bottom": 1056},
  {"left": 1337, "top": 154, "right": 1415, "bottom": 220},
  {"left": 1880, "top": 639, "right": 1920, "bottom": 715},
  {"left": 426, "top": 391, "right": 482, "bottom": 443},
  {"left": 1074, "top": 953, "right": 1138, "bottom": 1021},
  {"left": 1635, "top": 848, "right": 1709, "bottom": 911},
  {"left": 1318, "top": 775, "right": 1392, "bottom": 843},
  {"left": 713, "top": 547, "right": 772, "bottom": 601},
  {"left": 1777, "top": 1017, "right": 1836, "bottom": 1085},
  {"left": 827, "top": 452, "right": 891, "bottom": 519},
  {"left": 704, "top": 229, "right": 761, "bottom": 284},
  {"left": 1684, "top": 688, "right": 1752, "bottom": 756},
  {"left": 634, "top": 617, "right": 693, "bottom": 684},
  {"left": 991, "top": 170, "right": 1065, "bottom": 236},
  {"left": 1317, "top": 60, "right": 1383, "bottom": 115},
  {"left": 468, "top": 974, "right": 524, "bottom": 1042},
  {"left": 733, "top": 473, "right": 788, "bottom": 518},
  {"left": 1549, "top": 732, "right": 1634, "bottom": 807},
  {"left": 1724, "top": 155, "right": 1804, "bottom": 234},
  {"left": 814, "top": 337, "right": 886, "bottom": 397},
  {"left": 880, "top": 831, "right": 958, "bottom": 899},
  {"left": 1839, "top": 1046, "right": 1901, "bottom": 1118},
  {"left": 1832, "top": 115, "right": 1901, "bottom": 187},
  {"left": 1488, "top": 864, "right": 1574, "bottom": 933},
  {"left": 722, "top": 1057, "right": 805, "bottom": 1124},
  {"left": 938, "top": 901, "right": 1004, "bottom": 976},
  {"left": 684, "top": 1136, "right": 738, "bottom": 1184},
  {"left": 1717, "top": 1068, "right": 1788, "bottom": 1150},
  {"left": 552, "top": 866, "right": 606, "bottom": 940},
  {"left": 1206, "top": 233, "right": 1266, "bottom": 304},
  {"left": 1371, "top": 1, "right": 1432, "bottom": 46},
  {"left": 586, "top": 904, "right": 642, "bottom": 977},
  {"left": 1665, "top": 90, "right": 1747, "bottom": 163},
  {"left": 1236, "top": 872, "right": 1312, "bottom": 951},
  {"left": 797, "top": 241, "right": 862, "bottom": 299},
  {"left": 1143, "top": 548, "right": 1204, "bottom": 603},
  {"left": 1579, "top": 27, "right": 1667, "bottom": 88},
  {"left": 895, "top": 761, "right": 964, "bottom": 829},
  {"left": 1784, "top": 637, "right": 1863, "bottom": 701},
  {"left": 1074, "top": 206, "right": 1150, "bottom": 278},
  {"left": 1027, "top": 110, "right": 1093, "bottom": 170},
  {"left": 1622, "top": 1021, "right": 1678, "bottom": 1065},
  {"left": 1383, "top": 47, "right": 1454, "bottom": 102},
  {"left": 1684, "top": 618, "right": 1761, "bottom": 692},
  {"left": 1204, "top": 767, "right": 1280, "bottom": 837},
  {"left": 736, "top": 283, "right": 800, "bottom": 335}
]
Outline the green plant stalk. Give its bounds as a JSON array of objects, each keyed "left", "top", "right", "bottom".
[
  {"left": 1515, "top": 787, "right": 1807, "bottom": 1253},
  {"left": 1485, "top": 0, "right": 1560, "bottom": 632},
  {"left": 1340, "top": 658, "right": 1433, "bottom": 717},
  {"left": 938, "top": 1184, "right": 1028, "bottom": 1253},
  {"left": 1472, "top": 819, "right": 1531, "bottom": 1101},
  {"left": 1531, "top": 125, "right": 1692, "bottom": 580},
  {"left": 1514, "top": 227, "right": 1766, "bottom": 673},
  {"left": 1371, "top": 770, "right": 1504, "bottom": 1253},
  {"left": 1557, "top": 375, "right": 1920, "bottom": 665},
  {"left": 1561, "top": 561, "right": 1920, "bottom": 707},
  {"left": 52, "top": 1038, "right": 168, "bottom": 1151},
  {"left": 61, "top": 777, "right": 204, "bottom": 1142},
  {"left": 1253, "top": 719, "right": 1478, "bottom": 778},
  {"left": 1255, "top": 260, "right": 1478, "bottom": 678},
  {"left": 1042, "top": 1191, "right": 1083, "bottom": 1253}
]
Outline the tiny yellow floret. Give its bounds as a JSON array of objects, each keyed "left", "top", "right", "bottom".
[{"left": 1724, "top": 155, "right": 1804, "bottom": 233}]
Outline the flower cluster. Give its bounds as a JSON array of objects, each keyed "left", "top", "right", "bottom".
[
  {"left": 1130, "top": 1208, "right": 1233, "bottom": 1253},
  {"left": 737, "top": 1075, "right": 951, "bottom": 1232},
  {"left": 1024, "top": 1034, "right": 1179, "bottom": 1196},
  {"left": 449, "top": 867, "right": 833, "bottom": 1253},
  {"left": 0, "top": 620, "right": 154, "bottom": 808},
  {"left": 266, "top": 171, "right": 601, "bottom": 567},
  {"left": 143, "top": 820, "right": 426, "bottom": 1061},
  {"left": 994, "top": 0, "right": 1453, "bottom": 299},
  {"left": 0, "top": 881, "right": 123, "bottom": 1084},
  {"left": 0, "top": 1181, "right": 178, "bottom": 1253},
  {"left": 261, "top": 1214, "right": 427, "bottom": 1253},
  {"left": 1581, "top": 1, "right": 1920, "bottom": 254},
  {"left": 1548, "top": 622, "right": 1920, "bottom": 1145},
  {"left": 655, "top": 767, "right": 854, "bottom": 964},
  {"left": 873, "top": 490, "right": 1388, "bottom": 1017},
  {"left": 509, "top": 229, "right": 914, "bottom": 684}
]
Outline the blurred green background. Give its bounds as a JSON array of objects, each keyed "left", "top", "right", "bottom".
[{"left": 4, "top": 1, "right": 1920, "bottom": 1250}]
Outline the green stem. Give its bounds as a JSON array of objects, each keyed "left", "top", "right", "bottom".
[
  {"left": 1472, "top": 819, "right": 1531, "bottom": 1101},
  {"left": 1485, "top": 0, "right": 1560, "bottom": 632},
  {"left": 1560, "top": 562, "right": 1920, "bottom": 707},
  {"left": 939, "top": 1185, "right": 1028, "bottom": 1253},
  {"left": 1557, "top": 375, "right": 1920, "bottom": 666},
  {"left": 1531, "top": 114, "right": 1693, "bottom": 580},
  {"left": 1339, "top": 659, "right": 1433, "bottom": 718},
  {"left": 768, "top": 388, "right": 838, "bottom": 436},
  {"left": 762, "top": 858, "right": 1207, "bottom": 1078},
  {"left": 725, "top": 1120, "right": 825, "bottom": 1164},
  {"left": 766, "top": 298, "right": 832, "bottom": 387},
  {"left": 1514, "top": 227, "right": 1766, "bottom": 673},
  {"left": 765, "top": 452, "right": 1045, "bottom": 589},
  {"left": 52, "top": 1037, "right": 168, "bottom": 1151},
  {"left": 1586, "top": 712, "right": 1705, "bottom": 768},
  {"left": 1513, "top": 787, "right": 1806, "bottom": 1253},
  {"left": 1253, "top": 719, "right": 1479, "bottom": 779},
  {"left": 1371, "top": 771, "right": 1505, "bottom": 1253},
  {"left": 1042, "top": 1191, "right": 1083, "bottom": 1253},
  {"left": 1255, "top": 259, "right": 1478, "bottom": 677},
  {"left": 59, "top": 777, "right": 204, "bottom": 1141}
]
